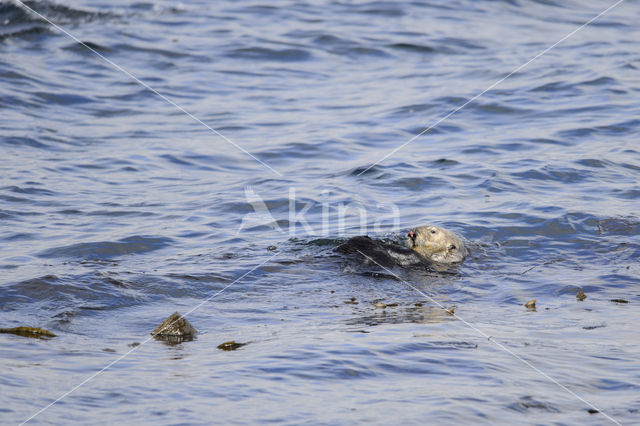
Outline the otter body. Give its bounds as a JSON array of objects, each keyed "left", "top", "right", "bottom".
[
  {"left": 337, "top": 225, "right": 467, "bottom": 268},
  {"left": 336, "top": 236, "right": 430, "bottom": 268}
]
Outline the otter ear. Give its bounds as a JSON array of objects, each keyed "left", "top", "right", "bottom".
[{"left": 448, "top": 244, "right": 457, "bottom": 251}]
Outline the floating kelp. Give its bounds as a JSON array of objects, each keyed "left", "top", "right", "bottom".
[
  {"left": 0, "top": 326, "right": 56, "bottom": 339},
  {"left": 582, "top": 324, "right": 606, "bottom": 330},
  {"left": 576, "top": 290, "right": 587, "bottom": 301},
  {"left": 524, "top": 299, "right": 536, "bottom": 310},
  {"left": 611, "top": 299, "right": 629, "bottom": 304},
  {"left": 217, "top": 341, "right": 247, "bottom": 351}
]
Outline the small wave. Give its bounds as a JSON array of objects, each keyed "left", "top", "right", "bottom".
[
  {"left": 38, "top": 235, "right": 173, "bottom": 260},
  {"left": 469, "top": 101, "right": 533, "bottom": 116},
  {"left": 113, "top": 42, "right": 197, "bottom": 60},
  {"left": 387, "top": 43, "right": 438, "bottom": 54},
  {"left": 596, "top": 217, "right": 640, "bottom": 235},
  {"left": 1, "top": 271, "right": 153, "bottom": 314},
  {"left": 508, "top": 396, "right": 560, "bottom": 414},
  {"left": 511, "top": 166, "right": 590, "bottom": 184},
  {"left": 1, "top": 185, "right": 55, "bottom": 199},
  {"left": 530, "top": 80, "right": 579, "bottom": 94},
  {"left": 434, "top": 37, "right": 485, "bottom": 51},
  {"left": 306, "top": 33, "right": 388, "bottom": 57},
  {"left": 160, "top": 153, "right": 194, "bottom": 166},
  {"left": 0, "top": 136, "right": 49, "bottom": 149},
  {"left": 86, "top": 210, "right": 156, "bottom": 218},
  {"left": 582, "top": 76, "right": 617, "bottom": 86},
  {"left": 391, "top": 176, "right": 452, "bottom": 191},
  {"left": 228, "top": 47, "right": 312, "bottom": 62},
  {"left": 389, "top": 102, "right": 438, "bottom": 117},
  {"left": 0, "top": 0, "right": 116, "bottom": 41},
  {"left": 557, "top": 118, "right": 640, "bottom": 140},
  {"left": 34, "top": 91, "right": 94, "bottom": 106},
  {"left": 62, "top": 40, "right": 112, "bottom": 54},
  {"left": 528, "top": 138, "right": 571, "bottom": 147},
  {"left": 356, "top": 4, "right": 405, "bottom": 17},
  {"left": 349, "top": 165, "right": 381, "bottom": 176}
]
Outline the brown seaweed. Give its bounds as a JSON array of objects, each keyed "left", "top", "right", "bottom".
[{"left": 0, "top": 326, "right": 56, "bottom": 339}]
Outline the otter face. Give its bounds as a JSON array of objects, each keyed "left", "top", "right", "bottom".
[{"left": 407, "top": 225, "right": 467, "bottom": 263}]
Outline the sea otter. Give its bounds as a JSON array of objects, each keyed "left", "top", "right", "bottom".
[
  {"left": 336, "top": 225, "right": 467, "bottom": 268},
  {"left": 407, "top": 225, "right": 468, "bottom": 263}
]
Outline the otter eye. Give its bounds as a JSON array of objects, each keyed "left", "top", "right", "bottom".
[
  {"left": 449, "top": 244, "right": 456, "bottom": 250},
  {"left": 430, "top": 229, "right": 436, "bottom": 234}
]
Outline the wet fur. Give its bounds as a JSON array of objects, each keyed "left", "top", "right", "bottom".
[
  {"left": 408, "top": 225, "right": 468, "bottom": 264},
  {"left": 336, "top": 236, "right": 432, "bottom": 269},
  {"left": 336, "top": 225, "right": 467, "bottom": 270}
]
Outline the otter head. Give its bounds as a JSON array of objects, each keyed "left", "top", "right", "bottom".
[{"left": 407, "top": 225, "right": 468, "bottom": 264}]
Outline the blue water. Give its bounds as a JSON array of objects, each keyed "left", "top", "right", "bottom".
[{"left": 1, "top": 0, "right": 639, "bottom": 424}]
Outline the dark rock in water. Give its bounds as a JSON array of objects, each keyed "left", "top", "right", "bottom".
[
  {"left": 217, "top": 340, "right": 247, "bottom": 351},
  {"left": 0, "top": 326, "right": 56, "bottom": 339},
  {"left": 151, "top": 312, "right": 197, "bottom": 342}
]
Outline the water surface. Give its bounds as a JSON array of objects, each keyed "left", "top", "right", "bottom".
[{"left": 1, "top": 0, "right": 639, "bottom": 424}]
